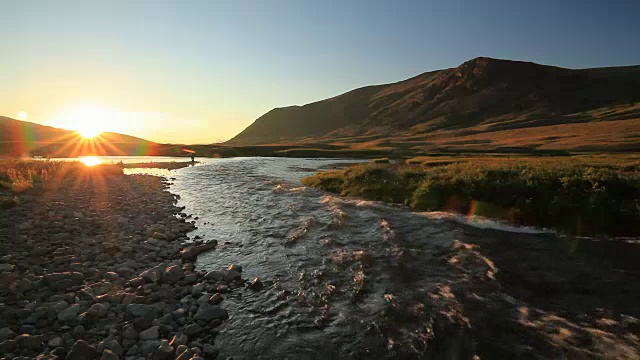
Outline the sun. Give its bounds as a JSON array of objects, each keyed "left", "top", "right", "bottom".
[
  {"left": 55, "top": 103, "right": 113, "bottom": 138},
  {"left": 77, "top": 126, "right": 103, "bottom": 139}
]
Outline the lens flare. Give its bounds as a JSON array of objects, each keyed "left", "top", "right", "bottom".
[{"left": 80, "top": 156, "right": 102, "bottom": 166}]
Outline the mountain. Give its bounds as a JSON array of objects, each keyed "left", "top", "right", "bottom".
[
  {"left": 0, "top": 116, "right": 163, "bottom": 157},
  {"left": 228, "top": 57, "right": 640, "bottom": 152}
]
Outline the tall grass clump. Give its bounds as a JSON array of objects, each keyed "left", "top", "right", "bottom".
[
  {"left": 0, "top": 160, "right": 124, "bottom": 194},
  {"left": 302, "top": 161, "right": 640, "bottom": 236}
]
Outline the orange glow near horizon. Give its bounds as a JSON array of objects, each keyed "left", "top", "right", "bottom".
[
  {"left": 54, "top": 103, "right": 111, "bottom": 139},
  {"left": 80, "top": 156, "right": 103, "bottom": 166}
]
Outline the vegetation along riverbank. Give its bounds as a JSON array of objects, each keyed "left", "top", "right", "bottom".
[{"left": 302, "top": 154, "right": 640, "bottom": 236}]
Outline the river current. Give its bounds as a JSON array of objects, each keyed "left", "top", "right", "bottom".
[{"left": 164, "top": 157, "right": 553, "bottom": 359}]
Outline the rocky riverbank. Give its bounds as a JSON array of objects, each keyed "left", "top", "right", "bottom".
[{"left": 0, "top": 173, "right": 254, "bottom": 359}]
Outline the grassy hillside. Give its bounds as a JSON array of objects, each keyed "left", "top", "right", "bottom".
[{"left": 228, "top": 57, "right": 640, "bottom": 153}]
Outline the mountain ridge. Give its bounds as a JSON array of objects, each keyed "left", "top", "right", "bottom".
[
  {"left": 228, "top": 57, "right": 640, "bottom": 147},
  {"left": 0, "top": 116, "right": 162, "bottom": 157}
]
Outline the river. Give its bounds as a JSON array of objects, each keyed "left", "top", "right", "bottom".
[{"left": 157, "top": 157, "right": 637, "bottom": 359}]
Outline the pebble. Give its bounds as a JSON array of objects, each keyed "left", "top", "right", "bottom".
[
  {"left": 0, "top": 175, "right": 241, "bottom": 359},
  {"left": 67, "top": 339, "right": 97, "bottom": 360},
  {"left": 139, "top": 325, "right": 160, "bottom": 340},
  {"left": 58, "top": 303, "right": 80, "bottom": 322}
]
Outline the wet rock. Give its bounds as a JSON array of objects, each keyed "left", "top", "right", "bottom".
[
  {"left": 140, "top": 340, "right": 161, "bottom": 357},
  {"left": 104, "top": 272, "right": 119, "bottom": 281},
  {"left": 224, "top": 269, "right": 241, "bottom": 283},
  {"left": 183, "top": 323, "right": 203, "bottom": 338},
  {"left": 66, "top": 339, "right": 96, "bottom": 360},
  {"left": 162, "top": 265, "right": 184, "bottom": 283},
  {"left": 126, "top": 344, "right": 140, "bottom": 356},
  {"left": 210, "top": 293, "right": 224, "bottom": 305},
  {"left": 140, "top": 265, "right": 166, "bottom": 283},
  {"left": 72, "top": 325, "right": 86, "bottom": 338},
  {"left": 193, "top": 303, "right": 228, "bottom": 321},
  {"left": 139, "top": 325, "right": 160, "bottom": 340},
  {"left": 126, "top": 304, "right": 156, "bottom": 320},
  {"left": 122, "top": 325, "right": 138, "bottom": 340},
  {"left": 183, "top": 273, "right": 198, "bottom": 284},
  {"left": 16, "top": 334, "right": 44, "bottom": 349},
  {"left": 48, "top": 337, "right": 64, "bottom": 347},
  {"left": 0, "top": 263, "right": 15, "bottom": 272},
  {"left": 175, "top": 346, "right": 193, "bottom": 360},
  {"left": 58, "top": 303, "right": 80, "bottom": 322},
  {"left": 0, "top": 339, "right": 17, "bottom": 353},
  {"left": 100, "top": 349, "right": 119, "bottom": 360},
  {"left": 247, "top": 277, "right": 264, "bottom": 291},
  {"left": 169, "top": 333, "right": 188, "bottom": 347},
  {"left": 0, "top": 327, "right": 15, "bottom": 340},
  {"left": 87, "top": 303, "right": 108, "bottom": 318},
  {"left": 203, "top": 343, "right": 218, "bottom": 357},
  {"left": 191, "top": 283, "right": 205, "bottom": 297},
  {"left": 105, "top": 339, "right": 124, "bottom": 357},
  {"left": 203, "top": 270, "right": 225, "bottom": 282},
  {"left": 153, "top": 340, "right": 174, "bottom": 360},
  {"left": 179, "top": 242, "right": 217, "bottom": 262}
]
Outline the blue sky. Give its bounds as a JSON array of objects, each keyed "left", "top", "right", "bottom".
[{"left": 2, "top": 0, "right": 639, "bottom": 143}]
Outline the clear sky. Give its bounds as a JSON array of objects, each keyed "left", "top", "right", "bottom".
[{"left": 2, "top": 0, "right": 639, "bottom": 144}]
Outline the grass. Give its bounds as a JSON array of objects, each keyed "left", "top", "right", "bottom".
[
  {"left": 302, "top": 156, "right": 640, "bottom": 236},
  {"left": 0, "top": 160, "right": 123, "bottom": 195}
]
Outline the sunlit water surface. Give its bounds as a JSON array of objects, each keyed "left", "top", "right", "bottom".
[{"left": 160, "top": 157, "right": 558, "bottom": 359}]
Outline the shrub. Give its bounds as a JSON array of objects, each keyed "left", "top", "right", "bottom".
[{"left": 302, "top": 160, "right": 640, "bottom": 236}]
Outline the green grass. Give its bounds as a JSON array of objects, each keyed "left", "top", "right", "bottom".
[{"left": 302, "top": 158, "right": 640, "bottom": 236}]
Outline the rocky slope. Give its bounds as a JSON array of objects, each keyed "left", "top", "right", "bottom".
[{"left": 229, "top": 57, "right": 640, "bottom": 146}]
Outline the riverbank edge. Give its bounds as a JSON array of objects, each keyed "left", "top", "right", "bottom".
[{"left": 0, "top": 172, "right": 255, "bottom": 359}]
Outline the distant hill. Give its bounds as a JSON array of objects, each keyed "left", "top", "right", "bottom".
[
  {"left": 0, "top": 116, "right": 164, "bottom": 157},
  {"left": 228, "top": 57, "right": 640, "bottom": 152}
]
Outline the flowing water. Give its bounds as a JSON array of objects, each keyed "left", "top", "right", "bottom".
[{"left": 161, "top": 157, "right": 633, "bottom": 359}]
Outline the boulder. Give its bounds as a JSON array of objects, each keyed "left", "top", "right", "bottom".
[
  {"left": 66, "top": 339, "right": 97, "bottom": 360},
  {"left": 247, "top": 277, "right": 264, "bottom": 291},
  {"left": 0, "top": 264, "right": 15, "bottom": 272},
  {"left": 191, "top": 283, "right": 205, "bottom": 297},
  {"left": 169, "top": 333, "right": 188, "bottom": 347},
  {"left": 87, "top": 303, "right": 108, "bottom": 318},
  {"left": 48, "top": 337, "right": 64, "bottom": 347},
  {"left": 100, "top": 349, "right": 119, "bottom": 360},
  {"left": 140, "top": 340, "right": 161, "bottom": 357},
  {"left": 0, "top": 327, "right": 15, "bottom": 340},
  {"left": 203, "top": 270, "right": 224, "bottom": 282},
  {"left": 139, "top": 325, "right": 160, "bottom": 341},
  {"left": 183, "top": 323, "right": 203, "bottom": 338},
  {"left": 162, "top": 265, "right": 184, "bottom": 283},
  {"left": 210, "top": 293, "right": 224, "bottom": 305},
  {"left": 16, "top": 334, "right": 44, "bottom": 349},
  {"left": 153, "top": 341, "right": 174, "bottom": 360},
  {"left": 179, "top": 242, "right": 217, "bottom": 261},
  {"left": 126, "top": 304, "right": 156, "bottom": 320},
  {"left": 58, "top": 303, "right": 80, "bottom": 322},
  {"left": 122, "top": 325, "right": 138, "bottom": 340},
  {"left": 203, "top": 343, "right": 218, "bottom": 357},
  {"left": 193, "top": 303, "right": 228, "bottom": 321},
  {"left": 224, "top": 269, "right": 241, "bottom": 283}
]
